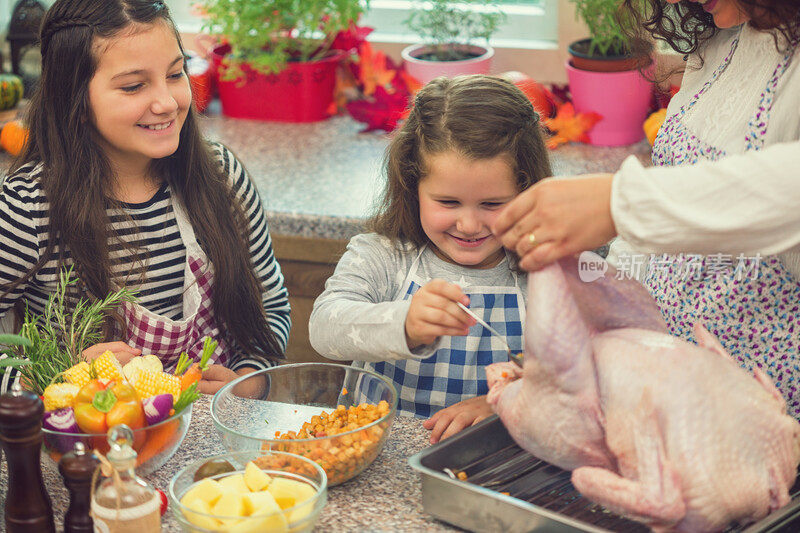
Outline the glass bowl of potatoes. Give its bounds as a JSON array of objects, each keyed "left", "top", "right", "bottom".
[
  {"left": 210, "top": 363, "right": 398, "bottom": 486},
  {"left": 169, "top": 450, "right": 327, "bottom": 532}
]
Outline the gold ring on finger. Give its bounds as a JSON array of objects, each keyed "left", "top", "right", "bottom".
[{"left": 527, "top": 232, "right": 537, "bottom": 246}]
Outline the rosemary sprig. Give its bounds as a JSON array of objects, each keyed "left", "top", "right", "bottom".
[{"left": 10, "top": 267, "right": 137, "bottom": 394}]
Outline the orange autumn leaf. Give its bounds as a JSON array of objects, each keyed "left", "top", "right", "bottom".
[
  {"left": 358, "top": 42, "right": 395, "bottom": 97},
  {"left": 399, "top": 70, "right": 422, "bottom": 95},
  {"left": 544, "top": 102, "right": 602, "bottom": 149}
]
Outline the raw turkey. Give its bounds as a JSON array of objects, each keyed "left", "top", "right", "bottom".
[{"left": 486, "top": 257, "right": 800, "bottom": 531}]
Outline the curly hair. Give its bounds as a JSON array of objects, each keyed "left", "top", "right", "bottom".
[{"left": 620, "top": 0, "right": 800, "bottom": 58}]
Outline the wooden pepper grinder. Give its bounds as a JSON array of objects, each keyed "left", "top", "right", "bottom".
[
  {"left": 59, "top": 441, "right": 100, "bottom": 533},
  {"left": 0, "top": 383, "right": 56, "bottom": 533}
]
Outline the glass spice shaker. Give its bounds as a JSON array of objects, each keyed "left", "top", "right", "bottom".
[{"left": 90, "top": 425, "right": 161, "bottom": 533}]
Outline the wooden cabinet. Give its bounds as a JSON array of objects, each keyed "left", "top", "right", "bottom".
[{"left": 271, "top": 234, "right": 348, "bottom": 363}]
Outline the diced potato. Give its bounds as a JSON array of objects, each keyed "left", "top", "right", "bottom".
[
  {"left": 244, "top": 461, "right": 273, "bottom": 492},
  {"left": 288, "top": 499, "right": 316, "bottom": 525},
  {"left": 267, "top": 478, "right": 317, "bottom": 510},
  {"left": 227, "top": 512, "right": 289, "bottom": 533},
  {"left": 181, "top": 497, "right": 223, "bottom": 530},
  {"left": 212, "top": 490, "right": 246, "bottom": 518},
  {"left": 242, "top": 490, "right": 282, "bottom": 516},
  {"left": 219, "top": 473, "right": 251, "bottom": 494},
  {"left": 181, "top": 478, "right": 224, "bottom": 506}
]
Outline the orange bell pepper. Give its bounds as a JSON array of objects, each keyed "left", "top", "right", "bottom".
[{"left": 73, "top": 380, "right": 146, "bottom": 437}]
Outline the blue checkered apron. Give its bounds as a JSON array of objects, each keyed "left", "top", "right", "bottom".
[{"left": 364, "top": 246, "right": 525, "bottom": 418}]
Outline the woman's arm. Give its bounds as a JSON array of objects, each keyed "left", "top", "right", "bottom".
[
  {"left": 494, "top": 140, "right": 800, "bottom": 269},
  {"left": 612, "top": 140, "right": 800, "bottom": 256}
]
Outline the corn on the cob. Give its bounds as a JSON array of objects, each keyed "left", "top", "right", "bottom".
[
  {"left": 122, "top": 354, "right": 163, "bottom": 384},
  {"left": 133, "top": 369, "right": 180, "bottom": 402},
  {"left": 63, "top": 361, "right": 92, "bottom": 388},
  {"left": 92, "top": 350, "right": 124, "bottom": 382},
  {"left": 42, "top": 383, "right": 80, "bottom": 411}
]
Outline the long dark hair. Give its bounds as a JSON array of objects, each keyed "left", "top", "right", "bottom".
[
  {"left": 369, "top": 75, "right": 552, "bottom": 247},
  {"left": 2, "top": 0, "right": 283, "bottom": 363},
  {"left": 621, "top": 0, "right": 800, "bottom": 59}
]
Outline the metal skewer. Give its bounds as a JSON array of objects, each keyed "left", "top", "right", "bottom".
[{"left": 456, "top": 302, "right": 524, "bottom": 367}]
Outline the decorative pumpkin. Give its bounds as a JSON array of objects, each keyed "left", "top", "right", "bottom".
[
  {"left": 644, "top": 108, "right": 668, "bottom": 146},
  {"left": 1, "top": 120, "right": 29, "bottom": 156},
  {"left": 0, "top": 74, "right": 23, "bottom": 111}
]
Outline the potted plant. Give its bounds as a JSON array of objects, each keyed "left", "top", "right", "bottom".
[
  {"left": 199, "top": 0, "right": 365, "bottom": 122},
  {"left": 401, "top": 0, "right": 505, "bottom": 85},
  {"left": 566, "top": 0, "right": 654, "bottom": 146}
]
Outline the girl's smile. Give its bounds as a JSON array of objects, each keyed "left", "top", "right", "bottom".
[{"left": 418, "top": 150, "right": 518, "bottom": 269}]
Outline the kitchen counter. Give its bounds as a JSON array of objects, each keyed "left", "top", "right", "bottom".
[
  {"left": 196, "top": 103, "right": 653, "bottom": 241},
  {"left": 0, "top": 395, "right": 458, "bottom": 532}
]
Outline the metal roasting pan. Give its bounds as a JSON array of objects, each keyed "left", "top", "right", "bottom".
[{"left": 408, "top": 416, "right": 800, "bottom": 533}]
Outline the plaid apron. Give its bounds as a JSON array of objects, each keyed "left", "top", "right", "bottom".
[
  {"left": 121, "top": 198, "right": 227, "bottom": 371},
  {"left": 363, "top": 245, "right": 525, "bottom": 418},
  {"left": 645, "top": 32, "right": 800, "bottom": 415}
]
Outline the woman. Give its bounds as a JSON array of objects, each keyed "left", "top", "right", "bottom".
[{"left": 494, "top": 0, "right": 800, "bottom": 414}]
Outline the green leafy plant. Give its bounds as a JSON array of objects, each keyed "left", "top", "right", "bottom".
[
  {"left": 199, "top": 0, "right": 366, "bottom": 79},
  {"left": 404, "top": 0, "right": 505, "bottom": 61},
  {"left": 569, "top": 0, "right": 641, "bottom": 57},
  {"left": 5, "top": 267, "right": 136, "bottom": 395}
]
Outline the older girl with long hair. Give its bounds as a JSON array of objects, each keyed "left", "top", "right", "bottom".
[{"left": 0, "top": 0, "right": 290, "bottom": 393}]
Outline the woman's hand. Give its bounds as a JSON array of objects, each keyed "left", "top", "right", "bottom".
[
  {"left": 81, "top": 342, "right": 141, "bottom": 365},
  {"left": 422, "top": 395, "right": 493, "bottom": 444},
  {"left": 405, "top": 279, "right": 475, "bottom": 350},
  {"left": 492, "top": 174, "right": 617, "bottom": 271}
]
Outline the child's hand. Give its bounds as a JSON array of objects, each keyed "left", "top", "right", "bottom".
[
  {"left": 82, "top": 342, "right": 141, "bottom": 365},
  {"left": 423, "top": 395, "right": 493, "bottom": 444},
  {"left": 405, "top": 279, "right": 475, "bottom": 350},
  {"left": 197, "top": 364, "right": 239, "bottom": 394}
]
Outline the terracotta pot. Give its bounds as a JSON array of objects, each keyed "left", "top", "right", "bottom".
[
  {"left": 567, "top": 38, "right": 649, "bottom": 73},
  {"left": 401, "top": 44, "right": 494, "bottom": 86},
  {"left": 210, "top": 44, "right": 343, "bottom": 123}
]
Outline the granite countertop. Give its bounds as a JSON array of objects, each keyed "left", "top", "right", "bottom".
[
  {"left": 0, "top": 395, "right": 457, "bottom": 532},
  {"left": 197, "top": 102, "right": 652, "bottom": 241}
]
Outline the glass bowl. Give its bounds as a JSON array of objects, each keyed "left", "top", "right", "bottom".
[
  {"left": 169, "top": 450, "right": 327, "bottom": 532},
  {"left": 211, "top": 363, "right": 398, "bottom": 486},
  {"left": 41, "top": 403, "right": 192, "bottom": 476}
]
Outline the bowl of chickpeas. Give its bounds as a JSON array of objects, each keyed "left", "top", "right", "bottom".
[{"left": 211, "top": 363, "right": 398, "bottom": 486}]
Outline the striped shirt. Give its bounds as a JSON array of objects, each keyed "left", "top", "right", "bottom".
[{"left": 0, "top": 142, "right": 290, "bottom": 391}]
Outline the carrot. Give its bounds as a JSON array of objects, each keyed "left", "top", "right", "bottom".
[
  {"left": 175, "top": 337, "right": 217, "bottom": 391},
  {"left": 137, "top": 419, "right": 179, "bottom": 466}
]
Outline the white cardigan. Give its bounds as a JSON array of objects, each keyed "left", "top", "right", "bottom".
[{"left": 609, "top": 24, "right": 800, "bottom": 277}]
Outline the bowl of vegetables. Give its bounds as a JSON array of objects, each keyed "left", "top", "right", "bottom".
[
  {"left": 211, "top": 363, "right": 398, "bottom": 486},
  {"left": 169, "top": 450, "right": 327, "bottom": 532},
  {"left": 40, "top": 345, "right": 211, "bottom": 476}
]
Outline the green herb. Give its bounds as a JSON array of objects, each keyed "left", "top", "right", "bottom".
[
  {"left": 10, "top": 267, "right": 136, "bottom": 395},
  {"left": 569, "top": 0, "right": 644, "bottom": 57},
  {"left": 198, "top": 336, "right": 217, "bottom": 371},
  {"left": 403, "top": 0, "right": 505, "bottom": 62},
  {"left": 174, "top": 383, "right": 201, "bottom": 414},
  {"left": 199, "top": 0, "right": 366, "bottom": 78}
]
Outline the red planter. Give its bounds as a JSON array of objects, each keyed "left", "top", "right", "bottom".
[{"left": 210, "top": 44, "right": 342, "bottom": 122}]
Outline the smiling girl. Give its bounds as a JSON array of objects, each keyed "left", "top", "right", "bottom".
[
  {"left": 0, "top": 0, "right": 290, "bottom": 394},
  {"left": 309, "top": 75, "right": 551, "bottom": 442}
]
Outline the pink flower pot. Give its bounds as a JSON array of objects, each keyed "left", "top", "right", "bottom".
[
  {"left": 402, "top": 44, "right": 494, "bottom": 86},
  {"left": 565, "top": 60, "right": 654, "bottom": 146}
]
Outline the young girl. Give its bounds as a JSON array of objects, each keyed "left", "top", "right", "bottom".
[
  {"left": 309, "top": 75, "right": 551, "bottom": 443},
  {"left": 0, "top": 0, "right": 290, "bottom": 394}
]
